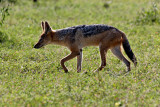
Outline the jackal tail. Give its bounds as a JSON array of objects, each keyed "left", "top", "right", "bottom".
[{"left": 121, "top": 32, "right": 137, "bottom": 67}]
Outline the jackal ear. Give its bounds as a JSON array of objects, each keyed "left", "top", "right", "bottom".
[
  {"left": 44, "top": 21, "right": 51, "bottom": 33},
  {"left": 41, "top": 21, "right": 45, "bottom": 31}
]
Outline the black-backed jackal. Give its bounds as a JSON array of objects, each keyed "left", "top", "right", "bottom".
[{"left": 34, "top": 21, "right": 137, "bottom": 73}]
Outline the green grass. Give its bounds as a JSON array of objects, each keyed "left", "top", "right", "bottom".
[{"left": 0, "top": 0, "right": 160, "bottom": 106}]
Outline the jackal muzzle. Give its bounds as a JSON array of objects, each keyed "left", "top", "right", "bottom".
[{"left": 34, "top": 42, "right": 44, "bottom": 49}]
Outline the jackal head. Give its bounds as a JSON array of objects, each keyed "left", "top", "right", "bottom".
[{"left": 34, "top": 21, "right": 53, "bottom": 49}]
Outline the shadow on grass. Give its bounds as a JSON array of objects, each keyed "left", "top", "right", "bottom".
[{"left": 0, "top": 30, "right": 8, "bottom": 43}]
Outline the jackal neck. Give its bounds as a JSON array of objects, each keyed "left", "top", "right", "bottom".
[{"left": 50, "top": 30, "right": 67, "bottom": 46}]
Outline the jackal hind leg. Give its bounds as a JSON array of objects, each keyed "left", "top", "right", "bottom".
[
  {"left": 94, "top": 45, "right": 108, "bottom": 73},
  {"left": 111, "top": 46, "right": 131, "bottom": 71},
  {"left": 61, "top": 51, "right": 80, "bottom": 73},
  {"left": 77, "top": 49, "right": 82, "bottom": 73}
]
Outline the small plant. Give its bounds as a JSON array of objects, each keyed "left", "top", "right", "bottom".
[
  {"left": 0, "top": 0, "right": 18, "bottom": 26},
  {"left": 103, "top": 1, "right": 112, "bottom": 9},
  {"left": 0, "top": 0, "right": 17, "bottom": 3},
  {"left": 0, "top": 5, "right": 10, "bottom": 26},
  {"left": 8, "top": 0, "right": 17, "bottom": 3},
  {"left": 135, "top": 2, "right": 160, "bottom": 24}
]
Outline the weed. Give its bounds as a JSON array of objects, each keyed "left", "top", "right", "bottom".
[
  {"left": 0, "top": 0, "right": 17, "bottom": 3},
  {"left": 103, "top": 1, "right": 112, "bottom": 9},
  {"left": 135, "top": 2, "right": 160, "bottom": 24},
  {"left": 0, "top": 4, "right": 10, "bottom": 26}
]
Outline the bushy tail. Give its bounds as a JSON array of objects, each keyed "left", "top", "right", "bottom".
[{"left": 121, "top": 33, "right": 137, "bottom": 66}]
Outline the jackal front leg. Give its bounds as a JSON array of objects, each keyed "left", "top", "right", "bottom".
[
  {"left": 77, "top": 49, "right": 82, "bottom": 73},
  {"left": 61, "top": 51, "right": 80, "bottom": 73}
]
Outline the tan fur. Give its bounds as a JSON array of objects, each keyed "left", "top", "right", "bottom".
[
  {"left": 51, "top": 29, "right": 123, "bottom": 52},
  {"left": 34, "top": 21, "right": 133, "bottom": 73}
]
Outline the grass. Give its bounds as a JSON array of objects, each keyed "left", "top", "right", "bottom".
[{"left": 0, "top": 0, "right": 160, "bottom": 106}]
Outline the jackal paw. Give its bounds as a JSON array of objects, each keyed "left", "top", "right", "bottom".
[
  {"left": 64, "top": 69, "right": 68, "bottom": 73},
  {"left": 77, "top": 69, "right": 81, "bottom": 73},
  {"left": 77, "top": 67, "right": 81, "bottom": 73}
]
